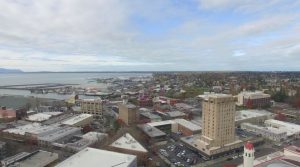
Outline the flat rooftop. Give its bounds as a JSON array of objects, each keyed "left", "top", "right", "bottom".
[
  {"left": 121, "top": 103, "right": 136, "bottom": 109},
  {"left": 241, "top": 150, "right": 300, "bottom": 167},
  {"left": 26, "top": 113, "right": 52, "bottom": 122},
  {"left": 242, "top": 123, "right": 287, "bottom": 135},
  {"left": 81, "top": 99, "right": 102, "bottom": 102},
  {"left": 1, "top": 150, "right": 58, "bottom": 167},
  {"left": 265, "top": 119, "right": 300, "bottom": 136},
  {"left": 137, "top": 124, "right": 166, "bottom": 138},
  {"left": 165, "top": 111, "right": 186, "bottom": 118},
  {"left": 3, "top": 123, "right": 58, "bottom": 136},
  {"left": 140, "top": 112, "right": 161, "bottom": 120},
  {"left": 42, "top": 112, "right": 63, "bottom": 116},
  {"left": 174, "top": 119, "right": 201, "bottom": 131},
  {"left": 82, "top": 132, "right": 107, "bottom": 142},
  {"left": 55, "top": 147, "right": 136, "bottom": 167},
  {"left": 62, "top": 114, "right": 92, "bottom": 126},
  {"left": 38, "top": 126, "right": 81, "bottom": 142},
  {"left": 147, "top": 120, "right": 175, "bottom": 127},
  {"left": 254, "top": 159, "right": 297, "bottom": 167},
  {"left": 110, "top": 133, "right": 147, "bottom": 153},
  {"left": 235, "top": 109, "right": 273, "bottom": 121},
  {"left": 198, "top": 93, "right": 232, "bottom": 100},
  {"left": 16, "top": 150, "right": 58, "bottom": 167}
]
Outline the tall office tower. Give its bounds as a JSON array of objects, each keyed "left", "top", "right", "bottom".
[
  {"left": 201, "top": 94, "right": 236, "bottom": 147},
  {"left": 243, "top": 141, "right": 255, "bottom": 167}
]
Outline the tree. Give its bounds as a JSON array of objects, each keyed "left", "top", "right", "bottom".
[{"left": 272, "top": 90, "right": 288, "bottom": 102}]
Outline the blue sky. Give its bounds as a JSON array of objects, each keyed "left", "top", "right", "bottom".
[{"left": 0, "top": 0, "right": 299, "bottom": 71}]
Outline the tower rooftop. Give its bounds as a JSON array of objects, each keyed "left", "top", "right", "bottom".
[{"left": 245, "top": 141, "right": 254, "bottom": 150}]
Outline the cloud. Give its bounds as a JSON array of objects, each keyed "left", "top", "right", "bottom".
[
  {"left": 232, "top": 50, "right": 246, "bottom": 57},
  {"left": 0, "top": 0, "right": 299, "bottom": 71},
  {"left": 197, "top": 0, "right": 299, "bottom": 14}
]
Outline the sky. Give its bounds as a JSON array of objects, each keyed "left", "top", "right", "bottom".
[{"left": 0, "top": 0, "right": 300, "bottom": 72}]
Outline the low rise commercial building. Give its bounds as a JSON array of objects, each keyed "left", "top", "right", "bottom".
[
  {"left": 38, "top": 126, "right": 81, "bottom": 147},
  {"left": 237, "top": 91, "right": 271, "bottom": 108},
  {"left": 145, "top": 119, "right": 201, "bottom": 136},
  {"left": 139, "top": 112, "right": 161, "bottom": 123},
  {"left": 62, "top": 114, "right": 93, "bottom": 127},
  {"left": 235, "top": 109, "right": 274, "bottom": 126},
  {"left": 1, "top": 150, "right": 58, "bottom": 167},
  {"left": 1, "top": 123, "right": 58, "bottom": 142},
  {"left": 157, "top": 110, "right": 186, "bottom": 120},
  {"left": 64, "top": 132, "right": 107, "bottom": 152},
  {"left": 241, "top": 123, "right": 287, "bottom": 142},
  {"left": 264, "top": 119, "right": 300, "bottom": 139},
  {"left": 173, "top": 119, "right": 201, "bottom": 136},
  {"left": 25, "top": 113, "right": 52, "bottom": 122},
  {"left": 137, "top": 124, "right": 166, "bottom": 144},
  {"left": 174, "top": 103, "right": 195, "bottom": 113},
  {"left": 110, "top": 133, "right": 148, "bottom": 163},
  {"left": 55, "top": 147, "right": 137, "bottom": 167}
]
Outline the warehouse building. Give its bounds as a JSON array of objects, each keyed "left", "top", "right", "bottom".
[
  {"left": 1, "top": 123, "right": 58, "bottom": 142},
  {"left": 1, "top": 150, "right": 58, "bottom": 167},
  {"left": 55, "top": 147, "right": 137, "bottom": 167},
  {"left": 25, "top": 113, "right": 52, "bottom": 122},
  {"left": 62, "top": 114, "right": 93, "bottom": 127},
  {"left": 38, "top": 126, "right": 81, "bottom": 147}
]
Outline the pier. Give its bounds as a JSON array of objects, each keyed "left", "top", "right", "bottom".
[{"left": 0, "top": 83, "right": 78, "bottom": 94}]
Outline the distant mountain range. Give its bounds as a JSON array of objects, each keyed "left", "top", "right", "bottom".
[{"left": 0, "top": 68, "right": 23, "bottom": 73}]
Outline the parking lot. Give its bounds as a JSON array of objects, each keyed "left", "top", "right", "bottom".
[{"left": 158, "top": 142, "right": 201, "bottom": 167}]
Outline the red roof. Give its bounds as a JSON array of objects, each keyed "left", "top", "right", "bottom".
[{"left": 245, "top": 141, "right": 254, "bottom": 150}]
